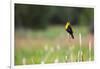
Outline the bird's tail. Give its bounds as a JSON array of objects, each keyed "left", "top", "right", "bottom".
[{"left": 71, "top": 34, "right": 74, "bottom": 39}]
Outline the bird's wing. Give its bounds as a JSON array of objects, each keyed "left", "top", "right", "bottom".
[{"left": 65, "top": 22, "right": 70, "bottom": 29}]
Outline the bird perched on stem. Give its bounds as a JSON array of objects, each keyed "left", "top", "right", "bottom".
[{"left": 65, "top": 21, "right": 74, "bottom": 39}]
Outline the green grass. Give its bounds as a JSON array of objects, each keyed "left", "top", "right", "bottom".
[
  {"left": 15, "top": 46, "right": 94, "bottom": 65},
  {"left": 15, "top": 26, "right": 89, "bottom": 39},
  {"left": 15, "top": 26, "right": 94, "bottom": 65}
]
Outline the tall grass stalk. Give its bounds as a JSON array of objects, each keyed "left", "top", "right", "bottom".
[
  {"left": 44, "top": 44, "right": 48, "bottom": 51},
  {"left": 41, "top": 61, "right": 45, "bottom": 64},
  {"left": 54, "top": 58, "right": 59, "bottom": 63},
  {"left": 31, "top": 57, "right": 34, "bottom": 64},
  {"left": 78, "top": 50, "right": 83, "bottom": 62},
  {"left": 79, "top": 33, "right": 82, "bottom": 48},
  {"left": 22, "top": 57, "right": 26, "bottom": 65},
  {"left": 89, "top": 40, "right": 91, "bottom": 61},
  {"left": 56, "top": 44, "right": 60, "bottom": 50},
  {"left": 78, "top": 33, "right": 83, "bottom": 61}
]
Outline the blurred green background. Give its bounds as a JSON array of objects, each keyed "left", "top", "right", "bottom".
[{"left": 15, "top": 3, "right": 94, "bottom": 65}]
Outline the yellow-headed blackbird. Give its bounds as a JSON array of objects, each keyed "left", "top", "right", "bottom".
[{"left": 65, "top": 21, "right": 74, "bottom": 39}]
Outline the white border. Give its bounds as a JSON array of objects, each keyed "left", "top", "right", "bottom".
[
  {"left": 13, "top": 0, "right": 95, "bottom": 8},
  {"left": 10, "top": 0, "right": 97, "bottom": 69},
  {"left": 11, "top": 0, "right": 14, "bottom": 68}
]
